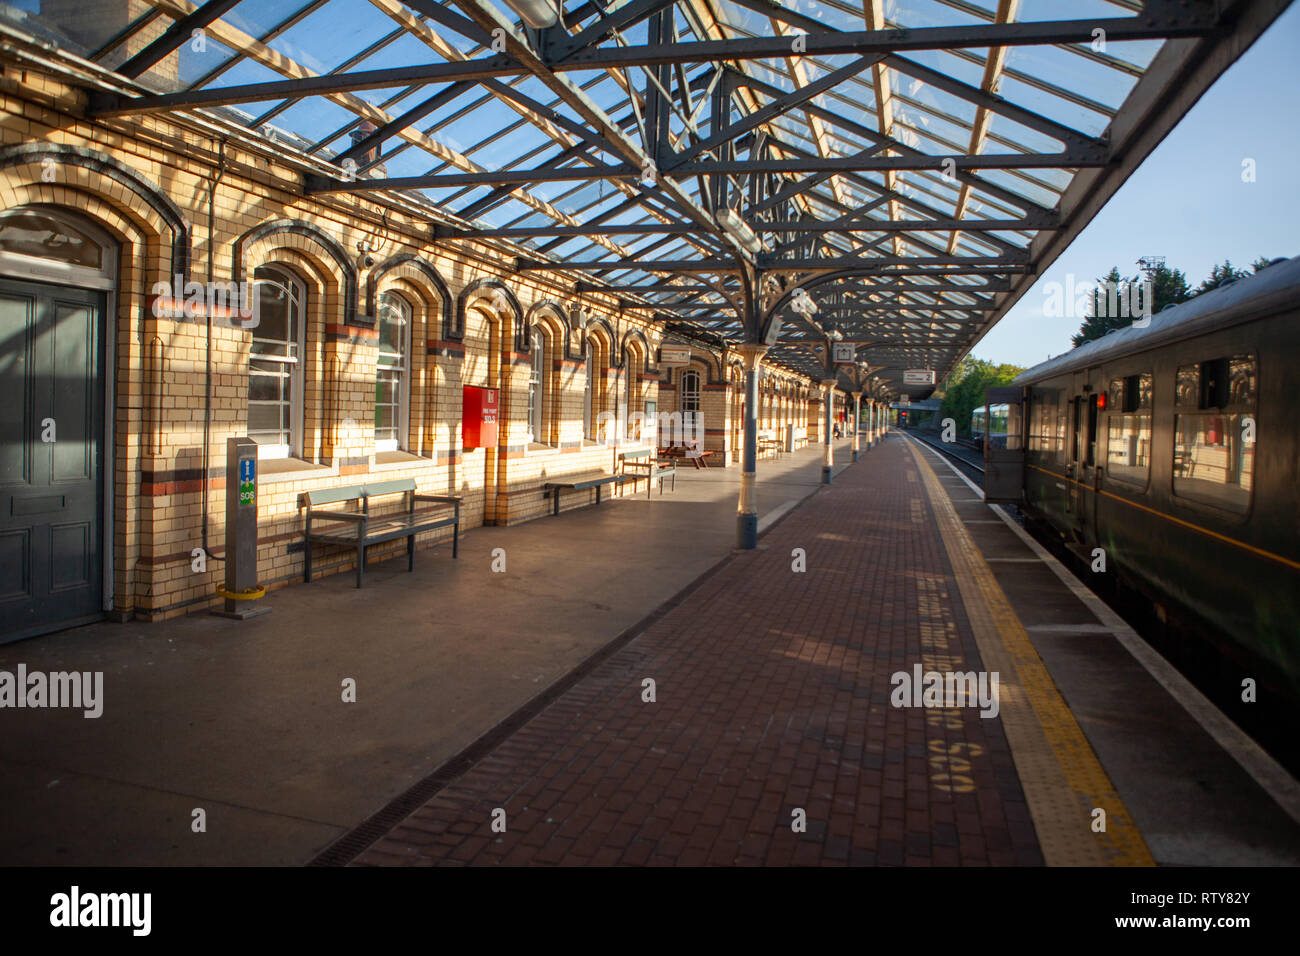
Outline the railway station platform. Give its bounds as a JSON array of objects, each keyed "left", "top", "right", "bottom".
[
  {"left": 334, "top": 434, "right": 1300, "bottom": 867},
  {"left": 0, "top": 438, "right": 852, "bottom": 865},
  {"left": 3, "top": 433, "right": 1296, "bottom": 867}
]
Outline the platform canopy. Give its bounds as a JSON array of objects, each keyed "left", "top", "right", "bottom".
[{"left": 11, "top": 0, "right": 1288, "bottom": 396}]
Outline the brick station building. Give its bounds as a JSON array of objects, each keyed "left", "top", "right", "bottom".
[{"left": 0, "top": 3, "right": 859, "bottom": 638}]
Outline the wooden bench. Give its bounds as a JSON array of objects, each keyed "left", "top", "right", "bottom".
[
  {"left": 542, "top": 472, "right": 627, "bottom": 516},
  {"left": 303, "top": 479, "right": 460, "bottom": 588},
  {"left": 621, "top": 449, "right": 677, "bottom": 497}
]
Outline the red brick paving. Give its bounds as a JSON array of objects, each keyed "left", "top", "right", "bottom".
[{"left": 352, "top": 437, "right": 1043, "bottom": 866}]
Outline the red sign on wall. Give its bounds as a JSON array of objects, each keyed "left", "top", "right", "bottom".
[{"left": 463, "top": 385, "right": 499, "bottom": 448}]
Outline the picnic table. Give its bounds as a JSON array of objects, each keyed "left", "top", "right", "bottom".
[{"left": 658, "top": 441, "right": 715, "bottom": 469}]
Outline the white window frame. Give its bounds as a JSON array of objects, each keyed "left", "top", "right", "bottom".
[
  {"left": 249, "top": 265, "right": 306, "bottom": 460},
  {"left": 374, "top": 290, "right": 412, "bottom": 453},
  {"left": 624, "top": 349, "right": 639, "bottom": 442},
  {"left": 528, "top": 326, "right": 546, "bottom": 444},
  {"left": 0, "top": 205, "right": 116, "bottom": 291},
  {"left": 583, "top": 341, "right": 595, "bottom": 440},
  {"left": 681, "top": 368, "right": 702, "bottom": 431}
]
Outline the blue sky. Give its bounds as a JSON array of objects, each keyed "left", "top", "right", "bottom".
[{"left": 972, "top": 2, "right": 1300, "bottom": 370}]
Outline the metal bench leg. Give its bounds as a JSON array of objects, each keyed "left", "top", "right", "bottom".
[
  {"left": 407, "top": 532, "right": 415, "bottom": 572},
  {"left": 596, "top": 485, "right": 602, "bottom": 506},
  {"left": 304, "top": 538, "right": 312, "bottom": 583},
  {"left": 553, "top": 489, "right": 560, "bottom": 516},
  {"left": 452, "top": 521, "right": 459, "bottom": 558},
  {"left": 356, "top": 541, "right": 365, "bottom": 588}
]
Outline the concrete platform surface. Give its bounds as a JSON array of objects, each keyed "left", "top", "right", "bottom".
[{"left": 0, "top": 440, "right": 852, "bottom": 865}]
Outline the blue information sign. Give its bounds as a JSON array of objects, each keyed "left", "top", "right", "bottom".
[{"left": 239, "top": 457, "right": 256, "bottom": 507}]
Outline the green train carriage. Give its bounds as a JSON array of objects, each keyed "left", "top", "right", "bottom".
[{"left": 984, "top": 256, "right": 1300, "bottom": 703}]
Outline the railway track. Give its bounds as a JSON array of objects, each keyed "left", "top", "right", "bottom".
[{"left": 904, "top": 430, "right": 985, "bottom": 483}]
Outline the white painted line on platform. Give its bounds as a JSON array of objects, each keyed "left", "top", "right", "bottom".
[{"left": 759, "top": 498, "right": 801, "bottom": 534}]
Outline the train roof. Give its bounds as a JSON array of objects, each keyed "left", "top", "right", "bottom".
[{"left": 1014, "top": 255, "right": 1300, "bottom": 385}]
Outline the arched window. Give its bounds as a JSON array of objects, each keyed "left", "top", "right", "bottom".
[
  {"left": 624, "top": 347, "right": 642, "bottom": 442},
  {"left": 681, "top": 368, "right": 701, "bottom": 435},
  {"left": 375, "top": 291, "right": 411, "bottom": 452},
  {"left": 583, "top": 340, "right": 595, "bottom": 440},
  {"left": 249, "top": 265, "right": 306, "bottom": 458},
  {"left": 0, "top": 206, "right": 115, "bottom": 290},
  {"left": 528, "top": 326, "right": 546, "bottom": 443}
]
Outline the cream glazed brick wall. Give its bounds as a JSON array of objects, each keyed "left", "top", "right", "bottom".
[{"left": 0, "top": 64, "right": 828, "bottom": 619}]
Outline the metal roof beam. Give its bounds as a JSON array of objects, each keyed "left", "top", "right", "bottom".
[
  {"left": 86, "top": 9, "right": 1218, "bottom": 116},
  {"left": 432, "top": 214, "right": 1045, "bottom": 239},
  {"left": 521, "top": 257, "right": 1020, "bottom": 273},
  {"left": 311, "top": 147, "right": 1100, "bottom": 192},
  {"left": 116, "top": 0, "right": 242, "bottom": 79},
  {"left": 553, "top": 0, "right": 681, "bottom": 61},
  {"left": 518, "top": 257, "right": 740, "bottom": 272}
]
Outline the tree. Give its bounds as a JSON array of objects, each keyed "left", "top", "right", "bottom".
[
  {"left": 1071, "top": 263, "right": 1191, "bottom": 348},
  {"left": 1194, "top": 259, "right": 1253, "bottom": 295},
  {"left": 1192, "top": 257, "right": 1273, "bottom": 295},
  {"left": 937, "top": 357, "right": 1025, "bottom": 437},
  {"left": 1148, "top": 261, "right": 1193, "bottom": 311},
  {"left": 1071, "top": 266, "right": 1127, "bottom": 347}
]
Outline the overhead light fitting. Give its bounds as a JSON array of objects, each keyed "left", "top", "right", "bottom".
[
  {"left": 716, "top": 207, "right": 763, "bottom": 255},
  {"left": 502, "top": 0, "right": 559, "bottom": 29}
]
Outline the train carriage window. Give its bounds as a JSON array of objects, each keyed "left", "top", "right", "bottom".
[
  {"left": 1175, "top": 365, "right": 1199, "bottom": 406},
  {"left": 1003, "top": 403, "right": 1021, "bottom": 451},
  {"left": 1028, "top": 392, "right": 1047, "bottom": 461},
  {"left": 1173, "top": 355, "right": 1255, "bottom": 514},
  {"left": 1106, "top": 372, "right": 1152, "bottom": 485},
  {"left": 1055, "top": 395, "right": 1067, "bottom": 461},
  {"left": 1034, "top": 389, "right": 1061, "bottom": 461}
]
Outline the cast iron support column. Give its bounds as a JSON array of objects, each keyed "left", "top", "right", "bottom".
[
  {"left": 851, "top": 390, "right": 862, "bottom": 462},
  {"left": 821, "top": 378, "right": 837, "bottom": 484},
  {"left": 736, "top": 343, "right": 766, "bottom": 549}
]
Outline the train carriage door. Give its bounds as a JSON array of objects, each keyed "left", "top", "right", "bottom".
[
  {"left": 983, "top": 386, "right": 1024, "bottom": 503},
  {"left": 1066, "top": 370, "right": 1102, "bottom": 536}
]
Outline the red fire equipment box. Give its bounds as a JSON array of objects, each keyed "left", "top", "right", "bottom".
[{"left": 463, "top": 385, "right": 499, "bottom": 448}]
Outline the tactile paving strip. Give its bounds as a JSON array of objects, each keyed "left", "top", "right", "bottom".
[{"left": 907, "top": 441, "right": 1153, "bottom": 867}]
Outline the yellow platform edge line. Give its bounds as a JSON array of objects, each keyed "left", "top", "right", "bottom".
[{"left": 907, "top": 441, "right": 1154, "bottom": 867}]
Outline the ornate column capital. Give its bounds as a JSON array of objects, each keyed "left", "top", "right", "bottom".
[{"left": 735, "top": 342, "right": 768, "bottom": 371}]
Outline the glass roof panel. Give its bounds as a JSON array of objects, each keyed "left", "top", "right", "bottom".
[
  {"left": 12, "top": 0, "right": 1248, "bottom": 382},
  {"left": 226, "top": 0, "right": 320, "bottom": 38},
  {"left": 264, "top": 0, "right": 401, "bottom": 74},
  {"left": 348, "top": 31, "right": 458, "bottom": 72}
]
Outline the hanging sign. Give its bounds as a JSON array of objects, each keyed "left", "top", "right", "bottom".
[{"left": 659, "top": 344, "right": 691, "bottom": 367}]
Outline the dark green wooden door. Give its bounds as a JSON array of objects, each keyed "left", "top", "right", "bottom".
[{"left": 0, "top": 279, "right": 105, "bottom": 640}]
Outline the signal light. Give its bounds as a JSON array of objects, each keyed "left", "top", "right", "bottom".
[{"left": 1096, "top": 392, "right": 1107, "bottom": 410}]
